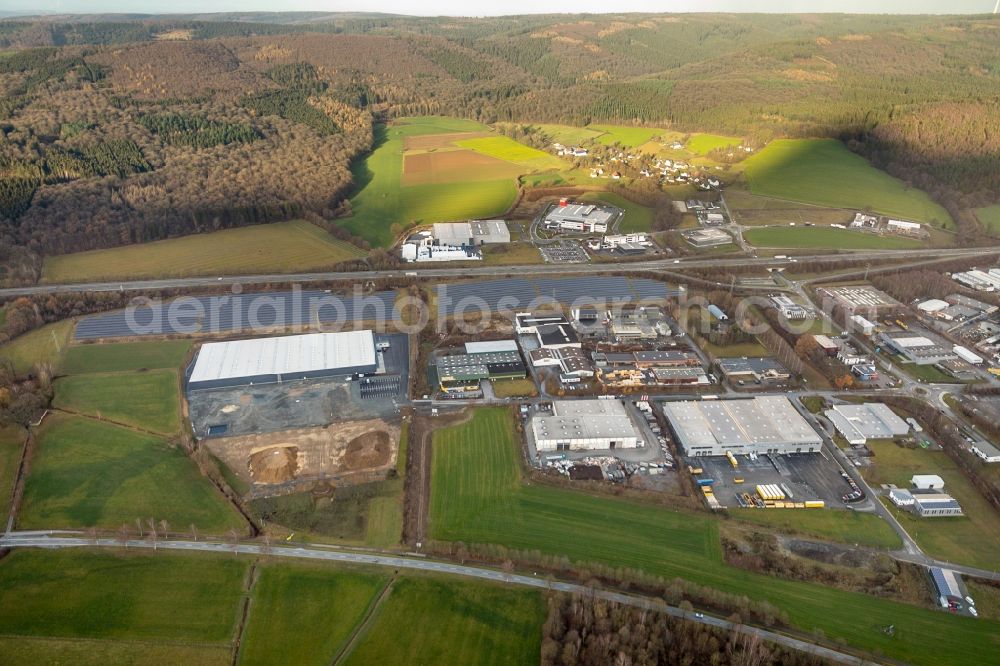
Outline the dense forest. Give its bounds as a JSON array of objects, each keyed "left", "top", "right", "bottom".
[{"left": 0, "top": 12, "right": 998, "bottom": 282}]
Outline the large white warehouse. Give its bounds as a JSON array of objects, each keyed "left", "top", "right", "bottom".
[
  {"left": 188, "top": 330, "right": 377, "bottom": 390},
  {"left": 532, "top": 399, "right": 640, "bottom": 452}
]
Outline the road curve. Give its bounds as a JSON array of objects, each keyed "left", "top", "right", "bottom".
[{"left": 0, "top": 533, "right": 873, "bottom": 665}]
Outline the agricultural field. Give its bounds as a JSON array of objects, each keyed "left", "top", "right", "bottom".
[
  {"left": 686, "top": 133, "right": 743, "bottom": 155},
  {"left": 531, "top": 123, "right": 604, "bottom": 146},
  {"left": 743, "top": 139, "right": 953, "bottom": 227},
  {"left": 862, "top": 439, "right": 1000, "bottom": 570},
  {"left": 42, "top": 221, "right": 364, "bottom": 283},
  {"left": 976, "top": 205, "right": 1000, "bottom": 234},
  {"left": 19, "top": 414, "right": 245, "bottom": 533},
  {"left": 727, "top": 508, "right": 902, "bottom": 550},
  {"left": 0, "top": 550, "right": 247, "bottom": 648},
  {"left": 53, "top": 370, "right": 180, "bottom": 434},
  {"left": 588, "top": 124, "right": 664, "bottom": 147},
  {"left": 428, "top": 408, "right": 1000, "bottom": 666},
  {"left": 743, "top": 226, "right": 926, "bottom": 250},
  {"left": 0, "top": 424, "right": 26, "bottom": 522},
  {"left": 579, "top": 191, "right": 653, "bottom": 233},
  {"left": 343, "top": 576, "right": 545, "bottom": 666},
  {"left": 60, "top": 340, "right": 192, "bottom": 375},
  {"left": 0, "top": 319, "right": 74, "bottom": 374},
  {"left": 240, "top": 564, "right": 388, "bottom": 666},
  {"left": 342, "top": 117, "right": 559, "bottom": 246}
]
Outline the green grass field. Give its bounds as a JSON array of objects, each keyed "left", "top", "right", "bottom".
[
  {"left": 0, "top": 424, "right": 26, "bottom": 522},
  {"left": 976, "top": 205, "right": 1000, "bottom": 234},
  {"left": 589, "top": 124, "right": 663, "bottom": 147},
  {"left": 579, "top": 191, "right": 654, "bottom": 233},
  {"left": 428, "top": 408, "right": 1000, "bottom": 665},
  {"left": 0, "top": 638, "right": 230, "bottom": 666},
  {"left": 532, "top": 123, "right": 604, "bottom": 145},
  {"left": 1, "top": 319, "right": 74, "bottom": 374},
  {"left": 240, "top": 564, "right": 388, "bottom": 666},
  {"left": 340, "top": 118, "right": 523, "bottom": 246},
  {"left": 687, "top": 133, "right": 742, "bottom": 155},
  {"left": 0, "top": 549, "right": 247, "bottom": 642},
  {"left": 744, "top": 226, "right": 926, "bottom": 250},
  {"left": 343, "top": 576, "right": 545, "bottom": 666},
  {"left": 19, "top": 414, "right": 245, "bottom": 533},
  {"left": 862, "top": 439, "right": 1000, "bottom": 570},
  {"left": 743, "top": 139, "right": 952, "bottom": 227},
  {"left": 490, "top": 378, "right": 538, "bottom": 398},
  {"left": 53, "top": 370, "right": 180, "bottom": 434},
  {"left": 42, "top": 220, "right": 363, "bottom": 283},
  {"left": 728, "top": 509, "right": 902, "bottom": 549},
  {"left": 456, "top": 135, "right": 563, "bottom": 170},
  {"left": 60, "top": 340, "right": 192, "bottom": 375}
]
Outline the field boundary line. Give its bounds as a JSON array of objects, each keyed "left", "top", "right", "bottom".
[
  {"left": 0, "top": 633, "right": 231, "bottom": 649},
  {"left": 330, "top": 575, "right": 396, "bottom": 665}
]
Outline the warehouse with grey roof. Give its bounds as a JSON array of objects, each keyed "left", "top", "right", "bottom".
[{"left": 532, "top": 399, "right": 641, "bottom": 451}]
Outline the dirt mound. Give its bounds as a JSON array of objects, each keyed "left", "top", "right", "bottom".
[
  {"left": 342, "top": 431, "right": 392, "bottom": 470},
  {"left": 249, "top": 445, "right": 298, "bottom": 484}
]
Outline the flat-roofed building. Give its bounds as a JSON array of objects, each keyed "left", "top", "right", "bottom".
[
  {"left": 543, "top": 202, "right": 615, "bottom": 233},
  {"left": 515, "top": 312, "right": 568, "bottom": 335},
  {"left": 771, "top": 294, "right": 811, "bottom": 320},
  {"left": 825, "top": 403, "right": 910, "bottom": 445},
  {"left": 913, "top": 492, "right": 963, "bottom": 517},
  {"left": 532, "top": 399, "right": 641, "bottom": 451},
  {"left": 188, "top": 331, "right": 377, "bottom": 391},
  {"left": 716, "top": 357, "right": 790, "bottom": 384},
  {"left": 436, "top": 348, "right": 525, "bottom": 392},
  {"left": 529, "top": 347, "right": 593, "bottom": 378},
  {"left": 818, "top": 286, "right": 901, "bottom": 313},
  {"left": 879, "top": 330, "right": 957, "bottom": 365},
  {"left": 662, "top": 396, "right": 823, "bottom": 456},
  {"left": 972, "top": 440, "right": 1000, "bottom": 464},
  {"left": 470, "top": 220, "right": 510, "bottom": 244},
  {"left": 683, "top": 228, "right": 732, "bottom": 247},
  {"left": 813, "top": 334, "right": 840, "bottom": 356},
  {"left": 536, "top": 323, "right": 581, "bottom": 349}
]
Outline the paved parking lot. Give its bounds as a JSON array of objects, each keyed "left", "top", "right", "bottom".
[
  {"left": 540, "top": 241, "right": 590, "bottom": 263},
  {"left": 691, "top": 449, "right": 856, "bottom": 508}
]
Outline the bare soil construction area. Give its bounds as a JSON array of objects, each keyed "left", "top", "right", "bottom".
[{"left": 207, "top": 418, "right": 400, "bottom": 494}]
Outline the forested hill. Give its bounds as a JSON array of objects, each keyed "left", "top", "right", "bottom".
[{"left": 0, "top": 13, "right": 998, "bottom": 280}]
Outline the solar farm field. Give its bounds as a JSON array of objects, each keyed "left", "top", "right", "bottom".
[
  {"left": 743, "top": 226, "right": 926, "bottom": 250},
  {"left": 743, "top": 139, "right": 953, "bottom": 227},
  {"left": 0, "top": 549, "right": 246, "bottom": 664},
  {"left": 19, "top": 414, "right": 245, "bottom": 533},
  {"left": 343, "top": 576, "right": 545, "bottom": 666},
  {"left": 42, "top": 220, "right": 364, "bottom": 284},
  {"left": 60, "top": 339, "right": 192, "bottom": 375},
  {"left": 686, "top": 133, "right": 743, "bottom": 155},
  {"left": 428, "top": 408, "right": 1000, "bottom": 666},
  {"left": 53, "top": 369, "right": 180, "bottom": 434}
]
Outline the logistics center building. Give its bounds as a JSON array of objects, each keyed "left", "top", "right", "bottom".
[
  {"left": 188, "top": 331, "right": 378, "bottom": 391},
  {"left": 662, "top": 396, "right": 823, "bottom": 456},
  {"left": 532, "top": 399, "right": 640, "bottom": 451}
]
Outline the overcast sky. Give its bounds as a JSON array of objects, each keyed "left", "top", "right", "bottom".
[{"left": 2, "top": 1, "right": 996, "bottom": 16}]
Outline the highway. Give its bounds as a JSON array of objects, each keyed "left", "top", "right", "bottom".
[
  {"left": 0, "top": 531, "right": 875, "bottom": 665},
  {"left": 2, "top": 246, "right": 995, "bottom": 297}
]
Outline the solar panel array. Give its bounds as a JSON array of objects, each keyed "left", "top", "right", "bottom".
[
  {"left": 75, "top": 290, "right": 399, "bottom": 341},
  {"left": 436, "top": 277, "right": 681, "bottom": 316}
]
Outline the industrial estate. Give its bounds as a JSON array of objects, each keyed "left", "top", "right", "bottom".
[{"left": 0, "top": 8, "right": 999, "bottom": 666}]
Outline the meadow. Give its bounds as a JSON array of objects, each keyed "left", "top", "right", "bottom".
[
  {"left": 727, "top": 508, "right": 902, "bottom": 550},
  {"left": 428, "top": 408, "right": 1000, "bottom": 666},
  {"left": 60, "top": 339, "right": 192, "bottom": 374},
  {"left": 239, "top": 564, "right": 388, "bottom": 666},
  {"left": 53, "top": 369, "right": 180, "bottom": 434},
  {"left": 588, "top": 124, "right": 663, "bottom": 147},
  {"left": 0, "top": 424, "right": 26, "bottom": 522},
  {"left": 1, "top": 318, "right": 74, "bottom": 374},
  {"left": 862, "top": 439, "right": 1000, "bottom": 570},
  {"left": 686, "top": 133, "right": 743, "bottom": 155},
  {"left": 531, "top": 123, "right": 604, "bottom": 146},
  {"left": 743, "top": 139, "right": 953, "bottom": 227},
  {"left": 343, "top": 576, "right": 545, "bottom": 666},
  {"left": 743, "top": 226, "right": 926, "bottom": 250},
  {"left": 456, "top": 136, "right": 564, "bottom": 170},
  {"left": 42, "top": 220, "right": 364, "bottom": 283},
  {"left": 579, "top": 191, "right": 653, "bottom": 233},
  {"left": 19, "top": 414, "right": 245, "bottom": 533},
  {"left": 976, "top": 205, "right": 1000, "bottom": 233}
]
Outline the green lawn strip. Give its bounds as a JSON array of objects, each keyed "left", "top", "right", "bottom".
[
  {"left": 965, "top": 580, "right": 1000, "bottom": 621},
  {"left": 395, "top": 116, "right": 490, "bottom": 134},
  {"left": 1, "top": 319, "right": 74, "bottom": 374},
  {"left": 744, "top": 226, "right": 925, "bottom": 250},
  {"left": 0, "top": 549, "right": 247, "bottom": 642},
  {"left": 19, "top": 414, "right": 245, "bottom": 533},
  {"left": 428, "top": 408, "right": 1000, "bottom": 665},
  {"left": 579, "top": 191, "right": 654, "bottom": 233},
  {"left": 687, "top": 133, "right": 742, "bottom": 155},
  {"left": 727, "top": 508, "right": 902, "bottom": 549},
  {"left": 0, "top": 638, "right": 231, "bottom": 666},
  {"left": 60, "top": 340, "right": 192, "bottom": 375},
  {"left": 743, "top": 139, "right": 952, "bottom": 227},
  {"left": 41, "top": 220, "right": 363, "bottom": 283},
  {"left": 0, "top": 423, "right": 27, "bottom": 521},
  {"left": 239, "top": 563, "right": 388, "bottom": 666},
  {"left": 342, "top": 576, "right": 545, "bottom": 666},
  {"left": 53, "top": 369, "right": 180, "bottom": 434},
  {"left": 862, "top": 439, "right": 1000, "bottom": 570}
]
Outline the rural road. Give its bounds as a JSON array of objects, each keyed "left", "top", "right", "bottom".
[
  {"left": 2, "top": 247, "right": 994, "bottom": 297},
  {"left": 0, "top": 532, "right": 876, "bottom": 665}
]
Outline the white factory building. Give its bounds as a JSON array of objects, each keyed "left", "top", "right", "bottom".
[
  {"left": 825, "top": 403, "right": 910, "bottom": 446},
  {"left": 952, "top": 268, "right": 1000, "bottom": 292},
  {"left": 401, "top": 244, "right": 481, "bottom": 262},
  {"left": 543, "top": 202, "right": 615, "bottom": 233},
  {"left": 432, "top": 220, "right": 510, "bottom": 246},
  {"left": 662, "top": 396, "right": 823, "bottom": 457},
  {"left": 188, "top": 331, "right": 378, "bottom": 391},
  {"left": 532, "top": 400, "right": 641, "bottom": 452}
]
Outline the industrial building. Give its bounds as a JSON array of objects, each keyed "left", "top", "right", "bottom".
[
  {"left": 818, "top": 286, "right": 901, "bottom": 313},
  {"left": 528, "top": 347, "right": 594, "bottom": 380},
  {"left": 532, "top": 399, "right": 641, "bottom": 451},
  {"left": 188, "top": 331, "right": 378, "bottom": 391},
  {"left": 851, "top": 314, "right": 877, "bottom": 336},
  {"left": 912, "top": 492, "right": 963, "bottom": 517},
  {"left": 401, "top": 243, "right": 481, "bottom": 262},
  {"left": 912, "top": 474, "right": 945, "bottom": 490},
  {"left": 952, "top": 268, "right": 1000, "bottom": 292},
  {"left": 536, "top": 323, "right": 581, "bottom": 349},
  {"left": 593, "top": 350, "right": 701, "bottom": 369},
  {"left": 917, "top": 298, "right": 950, "bottom": 315},
  {"left": 543, "top": 201, "right": 616, "bottom": 233},
  {"left": 515, "top": 312, "right": 568, "bottom": 335},
  {"left": 716, "top": 357, "right": 790, "bottom": 384},
  {"left": 972, "top": 440, "right": 1000, "bottom": 464},
  {"left": 682, "top": 228, "right": 732, "bottom": 247},
  {"left": 770, "top": 295, "right": 811, "bottom": 320},
  {"left": 825, "top": 403, "right": 910, "bottom": 445},
  {"left": 435, "top": 340, "right": 525, "bottom": 392},
  {"left": 813, "top": 334, "right": 840, "bottom": 356},
  {"left": 432, "top": 220, "right": 510, "bottom": 246},
  {"left": 662, "top": 396, "right": 823, "bottom": 457},
  {"left": 878, "top": 329, "right": 957, "bottom": 365}
]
